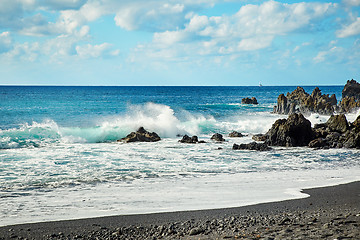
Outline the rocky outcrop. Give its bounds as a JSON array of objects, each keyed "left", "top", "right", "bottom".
[
  {"left": 211, "top": 133, "right": 225, "bottom": 142},
  {"left": 119, "top": 127, "right": 161, "bottom": 143},
  {"left": 273, "top": 80, "right": 360, "bottom": 115},
  {"left": 242, "top": 113, "right": 360, "bottom": 149},
  {"left": 252, "top": 134, "right": 268, "bottom": 141},
  {"left": 339, "top": 96, "right": 360, "bottom": 113},
  {"left": 265, "top": 113, "right": 315, "bottom": 147},
  {"left": 228, "top": 131, "right": 244, "bottom": 138},
  {"left": 233, "top": 142, "right": 271, "bottom": 151},
  {"left": 272, "top": 87, "right": 337, "bottom": 115},
  {"left": 241, "top": 97, "right": 258, "bottom": 104},
  {"left": 311, "top": 114, "right": 360, "bottom": 149},
  {"left": 325, "top": 114, "right": 349, "bottom": 133},
  {"left": 339, "top": 79, "right": 360, "bottom": 113},
  {"left": 179, "top": 135, "right": 206, "bottom": 144},
  {"left": 342, "top": 79, "right": 360, "bottom": 100}
]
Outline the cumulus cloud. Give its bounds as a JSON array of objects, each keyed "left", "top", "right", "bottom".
[
  {"left": 139, "top": 0, "right": 337, "bottom": 62},
  {"left": 0, "top": 0, "right": 89, "bottom": 35},
  {"left": 337, "top": 17, "right": 360, "bottom": 38},
  {"left": 76, "top": 43, "right": 120, "bottom": 58}
]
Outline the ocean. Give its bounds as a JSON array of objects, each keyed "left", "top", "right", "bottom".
[{"left": 1, "top": 86, "right": 359, "bottom": 226}]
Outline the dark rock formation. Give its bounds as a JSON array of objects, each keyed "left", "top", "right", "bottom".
[
  {"left": 326, "top": 114, "right": 349, "bottom": 133},
  {"left": 311, "top": 114, "right": 360, "bottom": 149},
  {"left": 339, "top": 80, "right": 360, "bottom": 112},
  {"left": 265, "top": 113, "right": 315, "bottom": 147},
  {"left": 241, "top": 97, "right": 258, "bottom": 104},
  {"left": 211, "top": 133, "right": 225, "bottom": 142},
  {"left": 228, "top": 131, "right": 244, "bottom": 138},
  {"left": 272, "top": 87, "right": 337, "bottom": 115},
  {"left": 233, "top": 142, "right": 272, "bottom": 151},
  {"left": 342, "top": 79, "right": 360, "bottom": 100},
  {"left": 119, "top": 127, "right": 161, "bottom": 143},
  {"left": 252, "top": 134, "right": 268, "bottom": 141},
  {"left": 308, "top": 138, "right": 329, "bottom": 149},
  {"left": 339, "top": 96, "right": 360, "bottom": 113},
  {"left": 179, "top": 135, "right": 199, "bottom": 143}
]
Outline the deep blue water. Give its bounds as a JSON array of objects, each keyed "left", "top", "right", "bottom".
[{"left": 0, "top": 85, "right": 343, "bottom": 130}]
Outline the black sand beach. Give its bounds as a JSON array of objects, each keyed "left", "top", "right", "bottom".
[{"left": 1, "top": 181, "right": 359, "bottom": 240}]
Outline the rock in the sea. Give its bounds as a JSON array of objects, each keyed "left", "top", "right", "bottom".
[
  {"left": 211, "top": 133, "right": 225, "bottom": 142},
  {"left": 326, "top": 114, "right": 349, "bottom": 133},
  {"left": 241, "top": 97, "right": 258, "bottom": 104},
  {"left": 265, "top": 113, "right": 314, "bottom": 147},
  {"left": 228, "top": 131, "right": 244, "bottom": 137},
  {"left": 233, "top": 142, "right": 272, "bottom": 151},
  {"left": 342, "top": 79, "right": 360, "bottom": 100},
  {"left": 252, "top": 134, "right": 268, "bottom": 141},
  {"left": 179, "top": 135, "right": 199, "bottom": 143},
  {"left": 272, "top": 86, "right": 337, "bottom": 115},
  {"left": 308, "top": 138, "right": 328, "bottom": 149},
  {"left": 339, "top": 80, "right": 360, "bottom": 112},
  {"left": 119, "top": 127, "right": 161, "bottom": 143}
]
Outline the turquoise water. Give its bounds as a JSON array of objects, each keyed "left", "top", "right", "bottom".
[{"left": 0, "top": 86, "right": 359, "bottom": 226}]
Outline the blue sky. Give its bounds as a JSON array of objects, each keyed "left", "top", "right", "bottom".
[{"left": 0, "top": 0, "right": 359, "bottom": 86}]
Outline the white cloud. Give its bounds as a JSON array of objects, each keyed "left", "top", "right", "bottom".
[
  {"left": 40, "top": 0, "right": 87, "bottom": 10},
  {"left": 139, "top": 0, "right": 337, "bottom": 62},
  {"left": 0, "top": 32, "right": 12, "bottom": 53},
  {"left": 237, "top": 36, "right": 274, "bottom": 51},
  {"left": 342, "top": 0, "right": 360, "bottom": 7},
  {"left": 313, "top": 46, "right": 344, "bottom": 63},
  {"left": 337, "top": 17, "right": 360, "bottom": 38},
  {"left": 114, "top": 2, "right": 189, "bottom": 31},
  {"left": 76, "top": 43, "right": 120, "bottom": 58}
]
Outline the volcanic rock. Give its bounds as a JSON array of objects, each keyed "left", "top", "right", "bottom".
[
  {"left": 252, "top": 134, "right": 268, "bottom": 141},
  {"left": 228, "top": 131, "right": 244, "bottom": 138},
  {"left": 265, "top": 113, "right": 315, "bottom": 147},
  {"left": 233, "top": 142, "right": 272, "bottom": 151},
  {"left": 326, "top": 114, "right": 349, "bottom": 133},
  {"left": 342, "top": 79, "right": 360, "bottom": 100},
  {"left": 211, "top": 133, "right": 225, "bottom": 142},
  {"left": 241, "top": 97, "right": 258, "bottom": 104},
  {"left": 308, "top": 138, "right": 329, "bottom": 149},
  {"left": 119, "top": 127, "right": 161, "bottom": 143},
  {"left": 179, "top": 135, "right": 199, "bottom": 143},
  {"left": 272, "top": 86, "right": 337, "bottom": 115}
]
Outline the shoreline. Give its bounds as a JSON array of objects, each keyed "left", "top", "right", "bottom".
[{"left": 1, "top": 181, "right": 359, "bottom": 239}]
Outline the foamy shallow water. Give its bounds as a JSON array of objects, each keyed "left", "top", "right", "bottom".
[{"left": 1, "top": 138, "right": 359, "bottom": 226}]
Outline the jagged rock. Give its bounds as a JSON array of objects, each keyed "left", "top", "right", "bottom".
[
  {"left": 326, "top": 114, "right": 349, "bottom": 133},
  {"left": 265, "top": 113, "right": 315, "bottom": 147},
  {"left": 273, "top": 94, "right": 288, "bottom": 114},
  {"left": 119, "top": 127, "right": 161, "bottom": 143},
  {"left": 252, "top": 134, "right": 268, "bottom": 141},
  {"left": 233, "top": 142, "right": 272, "bottom": 151},
  {"left": 342, "top": 131, "right": 360, "bottom": 148},
  {"left": 272, "top": 86, "right": 336, "bottom": 115},
  {"left": 228, "top": 131, "right": 244, "bottom": 137},
  {"left": 342, "top": 79, "right": 360, "bottom": 100},
  {"left": 241, "top": 97, "right": 258, "bottom": 104},
  {"left": 211, "top": 133, "right": 225, "bottom": 142},
  {"left": 325, "top": 132, "right": 342, "bottom": 148},
  {"left": 339, "top": 96, "right": 360, "bottom": 113},
  {"left": 308, "top": 138, "right": 328, "bottom": 149},
  {"left": 179, "top": 135, "right": 199, "bottom": 143}
]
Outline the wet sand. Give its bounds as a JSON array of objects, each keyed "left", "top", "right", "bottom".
[{"left": 1, "top": 181, "right": 359, "bottom": 239}]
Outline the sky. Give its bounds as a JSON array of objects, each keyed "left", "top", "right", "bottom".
[{"left": 0, "top": 0, "right": 360, "bottom": 86}]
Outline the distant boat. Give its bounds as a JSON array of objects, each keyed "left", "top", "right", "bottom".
[{"left": 259, "top": 82, "right": 263, "bottom": 87}]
